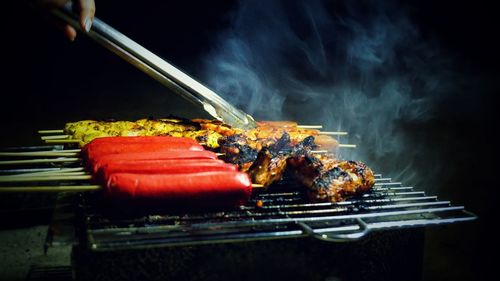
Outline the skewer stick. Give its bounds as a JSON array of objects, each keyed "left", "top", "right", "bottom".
[
  {"left": 38, "top": 149, "right": 81, "bottom": 153},
  {"left": 0, "top": 175, "right": 92, "bottom": 182},
  {"left": 0, "top": 158, "right": 80, "bottom": 166},
  {"left": 311, "top": 150, "right": 329, "bottom": 154},
  {"left": 0, "top": 152, "right": 79, "bottom": 157},
  {"left": 38, "top": 130, "right": 64, "bottom": 134},
  {"left": 297, "top": 125, "right": 323, "bottom": 129},
  {"left": 6, "top": 171, "right": 90, "bottom": 177},
  {"left": 0, "top": 171, "right": 265, "bottom": 188},
  {"left": 0, "top": 183, "right": 264, "bottom": 192},
  {"left": 338, "top": 144, "right": 357, "bottom": 148},
  {"left": 44, "top": 139, "right": 81, "bottom": 144},
  {"left": 6, "top": 167, "right": 86, "bottom": 177},
  {"left": 319, "top": 131, "right": 348, "bottom": 136},
  {"left": 0, "top": 185, "right": 101, "bottom": 193},
  {"left": 41, "top": 135, "right": 70, "bottom": 140}
]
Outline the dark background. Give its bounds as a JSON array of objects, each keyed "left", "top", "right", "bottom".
[{"left": 1, "top": 0, "right": 498, "bottom": 280}]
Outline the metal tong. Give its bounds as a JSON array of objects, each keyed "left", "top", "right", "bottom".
[{"left": 51, "top": 5, "right": 256, "bottom": 129}]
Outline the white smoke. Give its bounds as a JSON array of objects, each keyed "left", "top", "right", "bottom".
[{"left": 202, "top": 0, "right": 455, "bottom": 187}]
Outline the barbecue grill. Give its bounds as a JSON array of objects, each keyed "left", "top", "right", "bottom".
[
  {"left": 0, "top": 144, "right": 477, "bottom": 280},
  {"left": 79, "top": 174, "right": 475, "bottom": 250},
  {"left": 70, "top": 170, "right": 475, "bottom": 281}
]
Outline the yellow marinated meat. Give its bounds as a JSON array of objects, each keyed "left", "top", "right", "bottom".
[{"left": 62, "top": 118, "right": 338, "bottom": 150}]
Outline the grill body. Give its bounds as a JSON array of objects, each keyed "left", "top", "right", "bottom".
[
  {"left": 72, "top": 228, "right": 424, "bottom": 281},
  {"left": 68, "top": 174, "right": 472, "bottom": 281}
]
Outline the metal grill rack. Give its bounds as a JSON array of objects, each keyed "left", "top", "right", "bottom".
[
  {"left": 81, "top": 174, "right": 477, "bottom": 251},
  {"left": 0, "top": 145, "right": 478, "bottom": 251}
]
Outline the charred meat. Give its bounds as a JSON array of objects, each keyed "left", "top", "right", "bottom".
[
  {"left": 288, "top": 153, "right": 375, "bottom": 202},
  {"left": 247, "top": 133, "right": 295, "bottom": 186}
]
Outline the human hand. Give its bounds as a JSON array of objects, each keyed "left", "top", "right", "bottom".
[{"left": 36, "top": 0, "right": 96, "bottom": 41}]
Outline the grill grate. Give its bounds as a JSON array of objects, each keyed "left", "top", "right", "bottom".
[
  {"left": 0, "top": 145, "right": 477, "bottom": 251},
  {"left": 81, "top": 174, "right": 477, "bottom": 251}
]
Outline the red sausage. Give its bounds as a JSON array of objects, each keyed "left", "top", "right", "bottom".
[
  {"left": 85, "top": 136, "right": 198, "bottom": 145},
  {"left": 90, "top": 150, "right": 219, "bottom": 173},
  {"left": 98, "top": 160, "right": 236, "bottom": 180},
  {"left": 106, "top": 171, "right": 252, "bottom": 207},
  {"left": 83, "top": 142, "right": 204, "bottom": 162}
]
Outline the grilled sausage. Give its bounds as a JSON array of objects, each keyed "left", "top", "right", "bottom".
[
  {"left": 97, "top": 159, "right": 236, "bottom": 180},
  {"left": 89, "top": 150, "right": 219, "bottom": 173},
  {"left": 105, "top": 171, "right": 252, "bottom": 207},
  {"left": 82, "top": 142, "right": 205, "bottom": 163}
]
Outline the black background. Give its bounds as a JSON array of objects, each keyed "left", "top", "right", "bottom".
[{"left": 1, "top": 1, "right": 498, "bottom": 280}]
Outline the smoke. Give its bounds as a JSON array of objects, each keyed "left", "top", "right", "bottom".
[{"left": 202, "top": 0, "right": 455, "bottom": 187}]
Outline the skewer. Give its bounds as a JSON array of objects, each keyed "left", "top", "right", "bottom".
[
  {"left": 0, "top": 175, "right": 92, "bottom": 182},
  {"left": 0, "top": 183, "right": 264, "bottom": 192},
  {"left": 0, "top": 158, "right": 80, "bottom": 166},
  {"left": 311, "top": 150, "right": 329, "bottom": 154},
  {"left": 338, "top": 144, "right": 357, "bottom": 148},
  {"left": 7, "top": 171, "right": 89, "bottom": 177},
  {"left": 0, "top": 185, "right": 101, "bottom": 193},
  {"left": 5, "top": 167, "right": 86, "bottom": 177},
  {"left": 38, "top": 130, "right": 64, "bottom": 134},
  {"left": 41, "top": 135, "right": 70, "bottom": 140},
  {"left": 44, "top": 139, "right": 81, "bottom": 144},
  {"left": 318, "top": 131, "right": 348, "bottom": 136},
  {"left": 39, "top": 127, "right": 350, "bottom": 138},
  {"left": 0, "top": 148, "right": 347, "bottom": 166},
  {"left": 0, "top": 152, "right": 79, "bottom": 157},
  {"left": 297, "top": 125, "right": 323, "bottom": 129}
]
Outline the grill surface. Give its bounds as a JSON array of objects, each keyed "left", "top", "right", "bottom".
[
  {"left": 78, "top": 173, "right": 476, "bottom": 251},
  {"left": 0, "top": 145, "right": 477, "bottom": 251}
]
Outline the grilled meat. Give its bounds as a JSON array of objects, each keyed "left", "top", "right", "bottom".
[
  {"left": 288, "top": 153, "right": 375, "bottom": 202},
  {"left": 63, "top": 118, "right": 373, "bottom": 202},
  {"left": 63, "top": 118, "right": 338, "bottom": 151},
  {"left": 64, "top": 119, "right": 225, "bottom": 147},
  {"left": 247, "top": 133, "right": 293, "bottom": 186},
  {"left": 218, "top": 134, "right": 258, "bottom": 172}
]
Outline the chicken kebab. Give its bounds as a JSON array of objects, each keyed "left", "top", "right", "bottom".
[{"left": 63, "top": 118, "right": 338, "bottom": 150}]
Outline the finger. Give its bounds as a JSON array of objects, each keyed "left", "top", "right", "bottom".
[
  {"left": 78, "top": 0, "right": 96, "bottom": 32},
  {"left": 63, "top": 25, "right": 77, "bottom": 41},
  {"left": 51, "top": 17, "right": 77, "bottom": 41}
]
